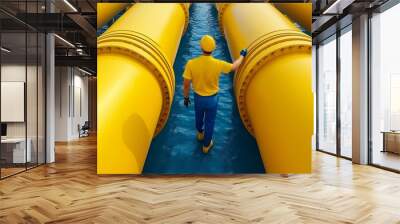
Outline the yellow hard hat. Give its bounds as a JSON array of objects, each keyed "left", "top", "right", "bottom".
[{"left": 200, "top": 35, "right": 216, "bottom": 53}]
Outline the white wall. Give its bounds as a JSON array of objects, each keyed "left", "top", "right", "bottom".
[
  {"left": 1, "top": 64, "right": 38, "bottom": 137},
  {"left": 54, "top": 67, "right": 89, "bottom": 141},
  {"left": 1, "top": 65, "right": 27, "bottom": 140},
  {"left": 55, "top": 66, "right": 70, "bottom": 141},
  {"left": 72, "top": 72, "right": 89, "bottom": 138},
  {"left": 1, "top": 63, "right": 46, "bottom": 164}
]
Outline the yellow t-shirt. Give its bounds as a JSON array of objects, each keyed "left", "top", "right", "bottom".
[{"left": 183, "top": 55, "right": 233, "bottom": 96}]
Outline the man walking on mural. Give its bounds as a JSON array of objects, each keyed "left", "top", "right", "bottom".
[{"left": 182, "top": 35, "right": 248, "bottom": 153}]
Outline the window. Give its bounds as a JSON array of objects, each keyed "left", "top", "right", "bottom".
[
  {"left": 0, "top": 1, "right": 46, "bottom": 179},
  {"left": 390, "top": 75, "right": 400, "bottom": 130},
  {"left": 339, "top": 27, "right": 352, "bottom": 158},
  {"left": 312, "top": 45, "right": 317, "bottom": 150},
  {"left": 370, "top": 3, "right": 400, "bottom": 171},
  {"left": 317, "top": 35, "right": 337, "bottom": 154}
]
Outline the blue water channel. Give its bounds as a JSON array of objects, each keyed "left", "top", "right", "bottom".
[{"left": 143, "top": 4, "right": 264, "bottom": 174}]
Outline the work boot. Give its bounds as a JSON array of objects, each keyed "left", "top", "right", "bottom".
[
  {"left": 197, "top": 131, "right": 204, "bottom": 141},
  {"left": 202, "top": 140, "right": 214, "bottom": 154}
]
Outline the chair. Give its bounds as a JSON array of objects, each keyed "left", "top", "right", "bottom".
[{"left": 79, "top": 121, "right": 90, "bottom": 138}]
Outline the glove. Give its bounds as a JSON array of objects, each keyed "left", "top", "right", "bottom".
[
  {"left": 240, "top": 49, "right": 248, "bottom": 57},
  {"left": 184, "top": 97, "right": 191, "bottom": 108}
]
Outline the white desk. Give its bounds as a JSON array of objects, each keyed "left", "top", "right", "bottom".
[{"left": 1, "top": 138, "right": 31, "bottom": 163}]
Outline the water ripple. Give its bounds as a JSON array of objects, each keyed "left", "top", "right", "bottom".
[{"left": 143, "top": 3, "right": 264, "bottom": 174}]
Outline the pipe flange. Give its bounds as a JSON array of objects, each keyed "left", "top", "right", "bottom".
[
  {"left": 234, "top": 30, "right": 311, "bottom": 135},
  {"left": 98, "top": 30, "right": 175, "bottom": 136},
  {"left": 179, "top": 3, "right": 190, "bottom": 33},
  {"left": 216, "top": 3, "right": 230, "bottom": 36}
]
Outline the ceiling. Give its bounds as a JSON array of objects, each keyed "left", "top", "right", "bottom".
[
  {"left": 312, "top": 0, "right": 391, "bottom": 44},
  {"left": 312, "top": 0, "right": 390, "bottom": 42},
  {"left": 0, "top": 0, "right": 97, "bottom": 74},
  {"left": 5, "top": 0, "right": 394, "bottom": 74},
  {"left": 0, "top": 0, "right": 96, "bottom": 14}
]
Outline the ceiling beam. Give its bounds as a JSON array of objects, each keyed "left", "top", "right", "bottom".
[{"left": 55, "top": 55, "right": 96, "bottom": 72}]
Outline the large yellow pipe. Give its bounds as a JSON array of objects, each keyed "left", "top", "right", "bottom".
[
  {"left": 97, "top": 3, "right": 189, "bottom": 174},
  {"left": 217, "top": 3, "right": 313, "bottom": 173},
  {"left": 97, "top": 3, "right": 130, "bottom": 29},
  {"left": 274, "top": 3, "right": 312, "bottom": 32}
]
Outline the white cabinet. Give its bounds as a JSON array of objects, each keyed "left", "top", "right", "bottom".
[{"left": 1, "top": 138, "right": 32, "bottom": 163}]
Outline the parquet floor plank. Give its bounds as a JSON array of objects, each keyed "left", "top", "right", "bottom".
[{"left": 0, "top": 135, "right": 400, "bottom": 223}]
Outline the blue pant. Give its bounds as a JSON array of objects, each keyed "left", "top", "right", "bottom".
[{"left": 194, "top": 93, "right": 218, "bottom": 147}]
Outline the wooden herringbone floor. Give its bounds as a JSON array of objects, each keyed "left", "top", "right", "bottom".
[{"left": 1, "top": 135, "right": 400, "bottom": 224}]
